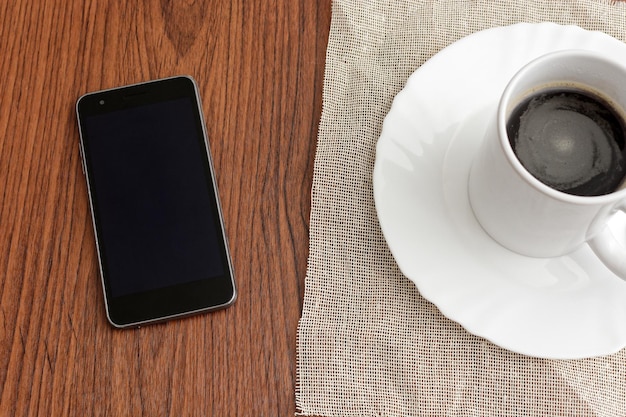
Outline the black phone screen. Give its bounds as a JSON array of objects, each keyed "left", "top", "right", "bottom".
[{"left": 77, "top": 77, "right": 235, "bottom": 327}]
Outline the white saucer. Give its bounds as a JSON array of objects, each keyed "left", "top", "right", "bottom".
[{"left": 373, "top": 23, "right": 626, "bottom": 359}]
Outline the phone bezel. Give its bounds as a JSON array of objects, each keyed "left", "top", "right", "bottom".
[{"left": 76, "top": 76, "right": 236, "bottom": 327}]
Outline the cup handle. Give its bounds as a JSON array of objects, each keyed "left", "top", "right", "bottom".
[{"left": 589, "top": 205, "right": 626, "bottom": 280}]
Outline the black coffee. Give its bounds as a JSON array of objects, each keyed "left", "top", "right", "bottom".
[{"left": 507, "top": 88, "right": 626, "bottom": 196}]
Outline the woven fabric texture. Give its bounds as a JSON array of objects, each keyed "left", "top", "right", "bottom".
[{"left": 297, "top": 1, "right": 626, "bottom": 416}]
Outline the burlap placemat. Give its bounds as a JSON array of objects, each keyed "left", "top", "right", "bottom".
[{"left": 296, "top": 0, "right": 626, "bottom": 416}]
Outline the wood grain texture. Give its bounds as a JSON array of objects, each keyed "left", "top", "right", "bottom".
[{"left": 0, "top": 0, "right": 330, "bottom": 415}]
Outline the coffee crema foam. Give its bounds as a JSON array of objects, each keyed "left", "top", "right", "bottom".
[{"left": 507, "top": 88, "right": 626, "bottom": 196}]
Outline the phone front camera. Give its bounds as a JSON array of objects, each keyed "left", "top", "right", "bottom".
[{"left": 99, "top": 100, "right": 105, "bottom": 105}]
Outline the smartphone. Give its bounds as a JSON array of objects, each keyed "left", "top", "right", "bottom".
[{"left": 76, "top": 76, "right": 236, "bottom": 328}]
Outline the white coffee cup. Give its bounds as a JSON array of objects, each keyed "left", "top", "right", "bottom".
[{"left": 469, "top": 49, "right": 626, "bottom": 279}]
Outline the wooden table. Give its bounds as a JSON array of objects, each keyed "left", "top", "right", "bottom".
[{"left": 0, "top": 1, "right": 331, "bottom": 415}]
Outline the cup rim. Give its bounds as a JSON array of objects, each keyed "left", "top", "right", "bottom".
[{"left": 497, "top": 49, "right": 626, "bottom": 205}]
